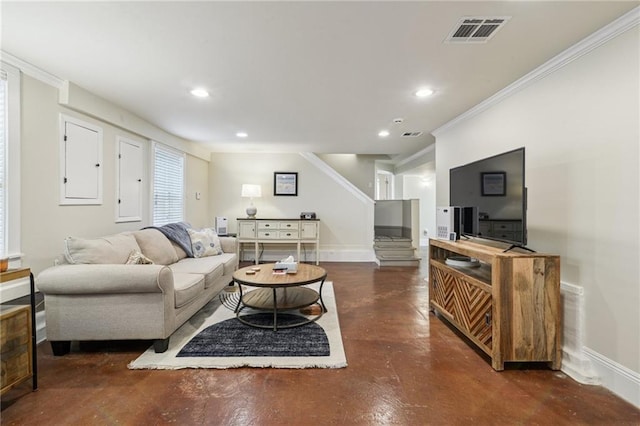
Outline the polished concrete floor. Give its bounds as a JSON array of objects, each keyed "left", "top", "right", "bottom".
[{"left": 2, "top": 260, "right": 639, "bottom": 425}]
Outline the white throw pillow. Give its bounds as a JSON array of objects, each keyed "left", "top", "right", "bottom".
[
  {"left": 188, "top": 228, "right": 223, "bottom": 258},
  {"left": 64, "top": 233, "right": 141, "bottom": 264},
  {"left": 131, "top": 229, "right": 179, "bottom": 265}
]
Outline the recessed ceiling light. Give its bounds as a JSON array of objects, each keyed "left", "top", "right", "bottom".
[
  {"left": 190, "top": 88, "right": 209, "bottom": 98},
  {"left": 415, "top": 88, "right": 434, "bottom": 98},
  {"left": 236, "top": 132, "right": 248, "bottom": 138},
  {"left": 378, "top": 130, "right": 390, "bottom": 137}
]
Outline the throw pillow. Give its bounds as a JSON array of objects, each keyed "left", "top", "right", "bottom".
[
  {"left": 64, "top": 233, "right": 141, "bottom": 264},
  {"left": 131, "top": 229, "right": 179, "bottom": 265},
  {"left": 125, "top": 250, "right": 155, "bottom": 265},
  {"left": 188, "top": 228, "right": 223, "bottom": 258}
]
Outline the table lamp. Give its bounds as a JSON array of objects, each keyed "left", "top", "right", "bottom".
[{"left": 241, "top": 184, "right": 262, "bottom": 218}]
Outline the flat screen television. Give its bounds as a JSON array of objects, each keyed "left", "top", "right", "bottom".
[{"left": 449, "top": 147, "right": 527, "bottom": 246}]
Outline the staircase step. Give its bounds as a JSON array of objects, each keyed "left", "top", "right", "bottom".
[
  {"left": 373, "top": 235, "right": 418, "bottom": 266},
  {"left": 373, "top": 244, "right": 415, "bottom": 251},
  {"left": 376, "top": 253, "right": 420, "bottom": 260},
  {"left": 375, "top": 256, "right": 421, "bottom": 267},
  {"left": 373, "top": 240, "right": 412, "bottom": 247},
  {"left": 374, "top": 236, "right": 412, "bottom": 242},
  {"left": 374, "top": 249, "right": 416, "bottom": 257}
]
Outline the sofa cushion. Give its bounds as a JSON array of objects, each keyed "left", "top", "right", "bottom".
[
  {"left": 64, "top": 233, "right": 141, "bottom": 265},
  {"left": 219, "top": 237, "right": 237, "bottom": 254},
  {"left": 172, "top": 273, "right": 205, "bottom": 308},
  {"left": 169, "top": 257, "right": 225, "bottom": 288},
  {"left": 131, "top": 229, "right": 179, "bottom": 265},
  {"left": 217, "top": 253, "right": 238, "bottom": 276},
  {"left": 188, "top": 228, "right": 222, "bottom": 257}
]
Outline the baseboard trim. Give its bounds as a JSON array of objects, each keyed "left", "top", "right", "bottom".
[
  {"left": 240, "top": 248, "right": 377, "bottom": 264},
  {"left": 583, "top": 347, "right": 640, "bottom": 408},
  {"left": 561, "top": 346, "right": 600, "bottom": 385},
  {"left": 36, "top": 310, "right": 47, "bottom": 344}
]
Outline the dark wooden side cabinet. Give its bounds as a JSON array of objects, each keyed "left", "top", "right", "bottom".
[
  {"left": 429, "top": 239, "right": 561, "bottom": 371},
  {"left": 1, "top": 268, "right": 38, "bottom": 394}
]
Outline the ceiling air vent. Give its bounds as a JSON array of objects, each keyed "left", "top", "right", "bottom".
[
  {"left": 445, "top": 16, "right": 510, "bottom": 43},
  {"left": 402, "top": 131, "right": 423, "bottom": 138}
]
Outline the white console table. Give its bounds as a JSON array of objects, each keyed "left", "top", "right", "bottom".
[{"left": 237, "top": 218, "right": 320, "bottom": 265}]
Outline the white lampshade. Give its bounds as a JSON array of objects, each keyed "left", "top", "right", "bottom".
[
  {"left": 241, "top": 184, "right": 261, "bottom": 218},
  {"left": 241, "top": 184, "right": 262, "bottom": 198}
]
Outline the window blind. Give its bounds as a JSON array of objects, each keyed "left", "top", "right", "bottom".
[
  {"left": 0, "top": 71, "right": 7, "bottom": 256},
  {"left": 152, "top": 143, "right": 184, "bottom": 226}
]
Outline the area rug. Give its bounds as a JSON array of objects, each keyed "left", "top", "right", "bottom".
[{"left": 128, "top": 281, "right": 347, "bottom": 369}]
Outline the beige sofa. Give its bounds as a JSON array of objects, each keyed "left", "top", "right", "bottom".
[{"left": 37, "top": 227, "right": 238, "bottom": 355}]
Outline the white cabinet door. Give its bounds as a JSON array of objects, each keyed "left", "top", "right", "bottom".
[
  {"left": 239, "top": 221, "right": 256, "bottom": 238},
  {"left": 300, "top": 221, "right": 318, "bottom": 239},
  {"left": 60, "top": 115, "right": 103, "bottom": 205},
  {"left": 117, "top": 138, "right": 143, "bottom": 222}
]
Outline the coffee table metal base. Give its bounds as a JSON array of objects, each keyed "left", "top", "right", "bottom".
[{"left": 236, "top": 285, "right": 326, "bottom": 331}]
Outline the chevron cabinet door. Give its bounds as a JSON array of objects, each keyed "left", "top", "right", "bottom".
[{"left": 451, "top": 279, "right": 492, "bottom": 353}]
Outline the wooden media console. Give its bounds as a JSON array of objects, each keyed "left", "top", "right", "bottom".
[{"left": 429, "top": 238, "right": 561, "bottom": 371}]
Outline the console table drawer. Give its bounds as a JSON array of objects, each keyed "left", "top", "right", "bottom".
[
  {"left": 278, "top": 230, "right": 299, "bottom": 239},
  {"left": 257, "top": 230, "right": 279, "bottom": 239},
  {"left": 257, "top": 221, "right": 280, "bottom": 230},
  {"left": 257, "top": 230, "right": 300, "bottom": 239},
  {"left": 278, "top": 221, "right": 299, "bottom": 231}
]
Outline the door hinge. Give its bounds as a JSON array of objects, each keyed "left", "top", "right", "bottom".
[
  {"left": 118, "top": 199, "right": 121, "bottom": 204},
  {"left": 63, "top": 177, "right": 67, "bottom": 184},
  {"left": 118, "top": 154, "right": 121, "bottom": 159},
  {"left": 485, "top": 312, "right": 491, "bottom": 327},
  {"left": 64, "top": 135, "right": 67, "bottom": 141}
]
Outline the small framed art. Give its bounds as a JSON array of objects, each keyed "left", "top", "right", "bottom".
[
  {"left": 481, "top": 172, "right": 506, "bottom": 196},
  {"left": 274, "top": 172, "right": 298, "bottom": 196}
]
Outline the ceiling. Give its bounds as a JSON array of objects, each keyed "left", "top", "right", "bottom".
[{"left": 1, "top": 1, "right": 636, "bottom": 160}]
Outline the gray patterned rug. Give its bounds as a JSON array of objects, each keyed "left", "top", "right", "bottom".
[
  {"left": 177, "top": 313, "right": 330, "bottom": 357},
  {"left": 128, "top": 281, "right": 346, "bottom": 369}
]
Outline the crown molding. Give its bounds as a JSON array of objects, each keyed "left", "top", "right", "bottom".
[
  {"left": 394, "top": 144, "right": 435, "bottom": 169},
  {"left": 0, "top": 51, "right": 64, "bottom": 88},
  {"left": 433, "top": 6, "right": 640, "bottom": 138}
]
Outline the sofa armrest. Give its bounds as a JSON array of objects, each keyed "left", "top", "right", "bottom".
[
  {"left": 37, "top": 264, "right": 173, "bottom": 295},
  {"left": 220, "top": 236, "right": 237, "bottom": 254}
]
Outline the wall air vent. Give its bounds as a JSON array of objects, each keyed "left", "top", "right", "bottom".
[
  {"left": 445, "top": 16, "right": 510, "bottom": 43},
  {"left": 402, "top": 132, "right": 423, "bottom": 137}
]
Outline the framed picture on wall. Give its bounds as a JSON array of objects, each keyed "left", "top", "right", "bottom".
[
  {"left": 481, "top": 172, "right": 506, "bottom": 196},
  {"left": 274, "top": 172, "right": 298, "bottom": 196}
]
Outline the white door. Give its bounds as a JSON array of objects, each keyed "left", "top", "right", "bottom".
[
  {"left": 64, "top": 121, "right": 100, "bottom": 200},
  {"left": 117, "top": 138, "right": 143, "bottom": 221}
]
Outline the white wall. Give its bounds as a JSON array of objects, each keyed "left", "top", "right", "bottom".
[
  {"left": 317, "top": 154, "right": 384, "bottom": 199},
  {"left": 403, "top": 174, "right": 436, "bottom": 245},
  {"left": 208, "top": 152, "right": 375, "bottom": 261},
  {"left": 434, "top": 24, "right": 639, "bottom": 397},
  {"left": 185, "top": 155, "right": 210, "bottom": 229}
]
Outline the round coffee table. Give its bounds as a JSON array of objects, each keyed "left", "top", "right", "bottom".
[{"left": 232, "top": 263, "right": 327, "bottom": 331}]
